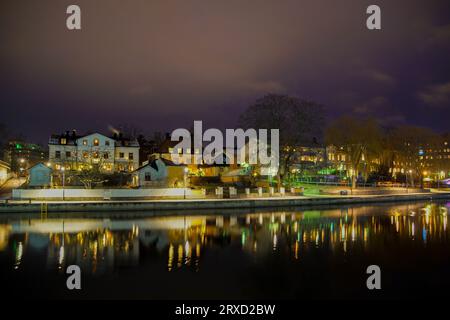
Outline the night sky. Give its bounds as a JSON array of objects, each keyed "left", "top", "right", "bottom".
[{"left": 1, "top": 0, "right": 450, "bottom": 144}]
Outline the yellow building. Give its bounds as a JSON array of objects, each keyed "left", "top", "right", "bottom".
[{"left": 0, "top": 160, "right": 11, "bottom": 186}]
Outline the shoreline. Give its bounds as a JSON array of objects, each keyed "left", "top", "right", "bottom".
[{"left": 1, "top": 192, "right": 450, "bottom": 214}]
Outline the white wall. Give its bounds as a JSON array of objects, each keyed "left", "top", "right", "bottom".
[
  {"left": 115, "top": 146, "right": 139, "bottom": 171},
  {"left": 12, "top": 188, "right": 200, "bottom": 200},
  {"left": 135, "top": 159, "right": 168, "bottom": 187},
  {"left": 76, "top": 133, "right": 115, "bottom": 167},
  {"left": 49, "top": 144, "right": 77, "bottom": 167}
]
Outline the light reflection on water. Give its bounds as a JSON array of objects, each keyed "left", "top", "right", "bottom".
[{"left": 1, "top": 201, "right": 450, "bottom": 298}]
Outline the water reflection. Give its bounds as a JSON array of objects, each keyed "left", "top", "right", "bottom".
[{"left": 0, "top": 202, "right": 449, "bottom": 276}]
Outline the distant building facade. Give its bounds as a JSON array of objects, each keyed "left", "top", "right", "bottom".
[
  {"left": 48, "top": 131, "right": 139, "bottom": 173},
  {"left": 288, "top": 144, "right": 327, "bottom": 173},
  {"left": 3, "top": 141, "right": 47, "bottom": 174},
  {"left": 391, "top": 134, "right": 450, "bottom": 180},
  {"left": 325, "top": 145, "right": 348, "bottom": 171}
]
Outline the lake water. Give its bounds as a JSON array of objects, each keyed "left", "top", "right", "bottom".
[{"left": 1, "top": 200, "right": 449, "bottom": 299}]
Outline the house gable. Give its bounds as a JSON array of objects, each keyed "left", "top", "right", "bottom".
[{"left": 76, "top": 133, "right": 115, "bottom": 148}]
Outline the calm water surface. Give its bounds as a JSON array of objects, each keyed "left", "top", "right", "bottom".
[{"left": 1, "top": 201, "right": 450, "bottom": 299}]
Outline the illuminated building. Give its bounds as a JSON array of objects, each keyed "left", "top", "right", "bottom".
[
  {"left": 48, "top": 130, "right": 139, "bottom": 173},
  {"left": 391, "top": 134, "right": 450, "bottom": 181},
  {"left": 3, "top": 140, "right": 47, "bottom": 174}
]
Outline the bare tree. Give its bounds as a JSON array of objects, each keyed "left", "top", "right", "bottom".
[
  {"left": 325, "top": 116, "right": 383, "bottom": 188},
  {"left": 239, "top": 94, "right": 324, "bottom": 187},
  {"left": 75, "top": 164, "right": 109, "bottom": 189},
  {"left": 65, "top": 150, "right": 110, "bottom": 189}
]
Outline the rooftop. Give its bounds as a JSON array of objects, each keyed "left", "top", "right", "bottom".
[{"left": 48, "top": 130, "right": 139, "bottom": 147}]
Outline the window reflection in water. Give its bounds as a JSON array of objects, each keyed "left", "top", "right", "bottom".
[{"left": 0, "top": 202, "right": 449, "bottom": 275}]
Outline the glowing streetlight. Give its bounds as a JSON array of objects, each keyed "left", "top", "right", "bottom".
[{"left": 406, "top": 169, "right": 413, "bottom": 191}]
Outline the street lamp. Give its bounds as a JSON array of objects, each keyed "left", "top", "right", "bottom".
[
  {"left": 18, "top": 158, "right": 26, "bottom": 176},
  {"left": 407, "top": 169, "right": 413, "bottom": 191},
  {"left": 61, "top": 167, "right": 65, "bottom": 201}
]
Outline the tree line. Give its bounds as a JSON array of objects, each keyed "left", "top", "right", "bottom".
[{"left": 239, "top": 94, "right": 449, "bottom": 188}]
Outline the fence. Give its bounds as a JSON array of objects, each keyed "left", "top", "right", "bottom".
[
  {"left": 12, "top": 188, "right": 203, "bottom": 200},
  {"left": 12, "top": 186, "right": 303, "bottom": 200}
]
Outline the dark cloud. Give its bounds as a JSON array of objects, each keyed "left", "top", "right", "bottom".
[
  {"left": 1, "top": 0, "right": 450, "bottom": 143},
  {"left": 418, "top": 81, "right": 450, "bottom": 107}
]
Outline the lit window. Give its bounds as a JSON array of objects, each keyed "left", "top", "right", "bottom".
[
  {"left": 83, "top": 140, "right": 87, "bottom": 146},
  {"left": 60, "top": 138, "right": 67, "bottom": 145},
  {"left": 168, "top": 148, "right": 174, "bottom": 153},
  {"left": 93, "top": 139, "right": 99, "bottom": 146},
  {"left": 186, "top": 148, "right": 191, "bottom": 154},
  {"left": 83, "top": 151, "right": 88, "bottom": 158}
]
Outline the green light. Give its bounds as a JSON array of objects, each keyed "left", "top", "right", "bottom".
[
  {"left": 15, "top": 144, "right": 22, "bottom": 149},
  {"left": 318, "top": 168, "right": 336, "bottom": 175}
]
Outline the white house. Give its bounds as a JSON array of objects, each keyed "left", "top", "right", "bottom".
[
  {"left": 132, "top": 158, "right": 187, "bottom": 188},
  {"left": 48, "top": 131, "right": 139, "bottom": 173},
  {"left": 28, "top": 163, "right": 53, "bottom": 187}
]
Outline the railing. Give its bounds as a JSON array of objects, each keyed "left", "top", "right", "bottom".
[{"left": 291, "top": 179, "right": 411, "bottom": 188}]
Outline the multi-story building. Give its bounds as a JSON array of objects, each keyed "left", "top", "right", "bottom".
[
  {"left": 325, "top": 145, "right": 348, "bottom": 173},
  {"left": 153, "top": 134, "right": 233, "bottom": 177},
  {"left": 419, "top": 135, "right": 450, "bottom": 177},
  {"left": 390, "top": 134, "right": 450, "bottom": 180},
  {"left": 3, "top": 140, "right": 47, "bottom": 174},
  {"left": 48, "top": 131, "right": 139, "bottom": 173}
]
